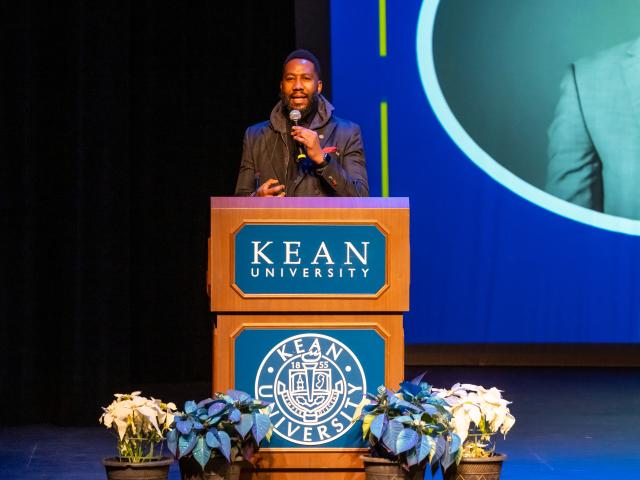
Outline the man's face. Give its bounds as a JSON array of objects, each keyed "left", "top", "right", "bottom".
[{"left": 280, "top": 58, "right": 323, "bottom": 115}]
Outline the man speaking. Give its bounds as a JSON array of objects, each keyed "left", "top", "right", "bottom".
[{"left": 234, "top": 49, "right": 369, "bottom": 197}]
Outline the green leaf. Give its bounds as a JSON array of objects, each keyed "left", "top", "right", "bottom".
[
  {"left": 166, "top": 428, "right": 178, "bottom": 457},
  {"left": 192, "top": 421, "right": 204, "bottom": 431},
  {"left": 396, "top": 429, "right": 419, "bottom": 454},
  {"left": 424, "top": 396, "right": 448, "bottom": 407},
  {"left": 432, "top": 436, "right": 446, "bottom": 464},
  {"left": 227, "top": 390, "right": 251, "bottom": 402},
  {"left": 406, "top": 448, "right": 419, "bottom": 467},
  {"left": 382, "top": 420, "right": 403, "bottom": 453},
  {"left": 217, "top": 430, "right": 232, "bottom": 462},
  {"left": 178, "top": 431, "right": 197, "bottom": 458},
  {"left": 392, "top": 398, "right": 421, "bottom": 413},
  {"left": 205, "top": 430, "right": 220, "bottom": 449},
  {"left": 176, "top": 419, "right": 193, "bottom": 435},
  {"left": 370, "top": 414, "right": 387, "bottom": 439},
  {"left": 399, "top": 381, "right": 421, "bottom": 398},
  {"left": 409, "top": 371, "right": 427, "bottom": 385},
  {"left": 235, "top": 413, "right": 254, "bottom": 438},
  {"left": 193, "top": 436, "right": 212, "bottom": 469},
  {"left": 421, "top": 404, "right": 439, "bottom": 416},
  {"left": 228, "top": 408, "right": 241, "bottom": 423},
  {"left": 208, "top": 402, "right": 226, "bottom": 417},
  {"left": 440, "top": 437, "right": 457, "bottom": 471},
  {"left": 449, "top": 433, "right": 461, "bottom": 454},
  {"left": 197, "top": 398, "right": 214, "bottom": 408},
  {"left": 394, "top": 415, "right": 413, "bottom": 424},
  {"left": 252, "top": 413, "right": 271, "bottom": 444},
  {"left": 362, "top": 414, "right": 375, "bottom": 439},
  {"left": 184, "top": 401, "right": 197, "bottom": 415},
  {"left": 417, "top": 434, "right": 434, "bottom": 464}
]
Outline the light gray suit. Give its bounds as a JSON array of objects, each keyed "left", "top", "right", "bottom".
[{"left": 546, "top": 36, "right": 640, "bottom": 220}]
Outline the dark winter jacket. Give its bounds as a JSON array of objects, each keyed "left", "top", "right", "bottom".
[{"left": 234, "top": 95, "right": 368, "bottom": 197}]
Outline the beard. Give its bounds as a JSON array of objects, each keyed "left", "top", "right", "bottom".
[{"left": 282, "top": 91, "right": 319, "bottom": 120}]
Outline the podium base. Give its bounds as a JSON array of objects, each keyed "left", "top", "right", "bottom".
[{"left": 213, "top": 313, "right": 404, "bottom": 478}]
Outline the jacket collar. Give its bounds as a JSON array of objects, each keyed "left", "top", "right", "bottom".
[{"left": 269, "top": 94, "right": 335, "bottom": 133}]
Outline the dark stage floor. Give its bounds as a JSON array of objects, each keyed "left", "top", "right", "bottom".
[{"left": 2, "top": 367, "right": 639, "bottom": 479}]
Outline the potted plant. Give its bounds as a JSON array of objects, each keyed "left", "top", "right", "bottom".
[
  {"left": 167, "top": 389, "right": 272, "bottom": 480},
  {"left": 434, "top": 383, "right": 516, "bottom": 480},
  {"left": 354, "top": 374, "right": 462, "bottom": 480},
  {"left": 99, "top": 391, "right": 177, "bottom": 480}
]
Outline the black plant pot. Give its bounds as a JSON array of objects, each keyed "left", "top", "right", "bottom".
[
  {"left": 178, "top": 456, "right": 242, "bottom": 480},
  {"left": 361, "top": 455, "right": 425, "bottom": 480},
  {"left": 102, "top": 456, "right": 173, "bottom": 480},
  {"left": 443, "top": 453, "right": 507, "bottom": 480}
]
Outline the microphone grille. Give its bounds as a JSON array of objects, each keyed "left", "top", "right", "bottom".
[{"left": 289, "top": 109, "right": 302, "bottom": 122}]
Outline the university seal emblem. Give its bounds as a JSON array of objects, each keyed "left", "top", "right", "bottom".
[{"left": 255, "top": 333, "right": 366, "bottom": 445}]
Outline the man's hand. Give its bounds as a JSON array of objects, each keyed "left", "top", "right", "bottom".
[
  {"left": 256, "top": 178, "right": 285, "bottom": 197},
  {"left": 292, "top": 126, "right": 324, "bottom": 164}
]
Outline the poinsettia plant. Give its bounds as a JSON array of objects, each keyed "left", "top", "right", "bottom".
[
  {"left": 434, "top": 383, "right": 515, "bottom": 458},
  {"left": 167, "top": 390, "right": 272, "bottom": 469},
  {"left": 99, "top": 391, "right": 177, "bottom": 462},
  {"left": 355, "top": 374, "right": 461, "bottom": 474}
]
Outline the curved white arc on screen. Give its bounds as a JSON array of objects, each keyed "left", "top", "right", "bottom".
[{"left": 416, "top": 0, "right": 640, "bottom": 236}]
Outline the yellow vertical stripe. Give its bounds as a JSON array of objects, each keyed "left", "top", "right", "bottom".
[
  {"left": 380, "top": 101, "right": 389, "bottom": 197},
  {"left": 379, "top": 0, "right": 387, "bottom": 57}
]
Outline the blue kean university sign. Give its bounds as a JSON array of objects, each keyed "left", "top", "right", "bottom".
[
  {"left": 234, "top": 329, "right": 385, "bottom": 449},
  {"left": 233, "top": 224, "right": 387, "bottom": 295}
]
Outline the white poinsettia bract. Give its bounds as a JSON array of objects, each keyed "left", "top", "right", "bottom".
[
  {"left": 433, "top": 383, "right": 515, "bottom": 458},
  {"left": 99, "top": 391, "right": 177, "bottom": 462}
]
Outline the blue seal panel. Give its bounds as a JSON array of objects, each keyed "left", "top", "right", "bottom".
[{"left": 234, "top": 328, "right": 385, "bottom": 449}]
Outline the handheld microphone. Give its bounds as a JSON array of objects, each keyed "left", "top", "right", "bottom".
[
  {"left": 254, "top": 171, "right": 261, "bottom": 192},
  {"left": 289, "top": 109, "right": 307, "bottom": 163}
]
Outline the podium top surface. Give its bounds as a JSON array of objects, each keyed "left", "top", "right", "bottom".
[{"left": 211, "top": 197, "right": 409, "bottom": 209}]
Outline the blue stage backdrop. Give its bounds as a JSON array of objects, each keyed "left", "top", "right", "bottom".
[{"left": 331, "top": 0, "right": 640, "bottom": 343}]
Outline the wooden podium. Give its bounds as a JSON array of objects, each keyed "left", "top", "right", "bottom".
[{"left": 208, "top": 197, "right": 409, "bottom": 479}]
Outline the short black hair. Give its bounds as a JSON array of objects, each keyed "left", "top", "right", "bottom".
[{"left": 283, "top": 49, "right": 322, "bottom": 78}]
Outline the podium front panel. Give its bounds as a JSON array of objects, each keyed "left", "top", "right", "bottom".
[
  {"left": 213, "top": 314, "right": 404, "bottom": 471},
  {"left": 208, "top": 197, "right": 409, "bottom": 312}
]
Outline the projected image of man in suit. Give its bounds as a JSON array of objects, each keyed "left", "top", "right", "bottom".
[{"left": 546, "top": 35, "right": 640, "bottom": 220}]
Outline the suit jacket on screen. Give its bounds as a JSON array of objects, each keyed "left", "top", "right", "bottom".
[{"left": 546, "top": 37, "right": 640, "bottom": 220}]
